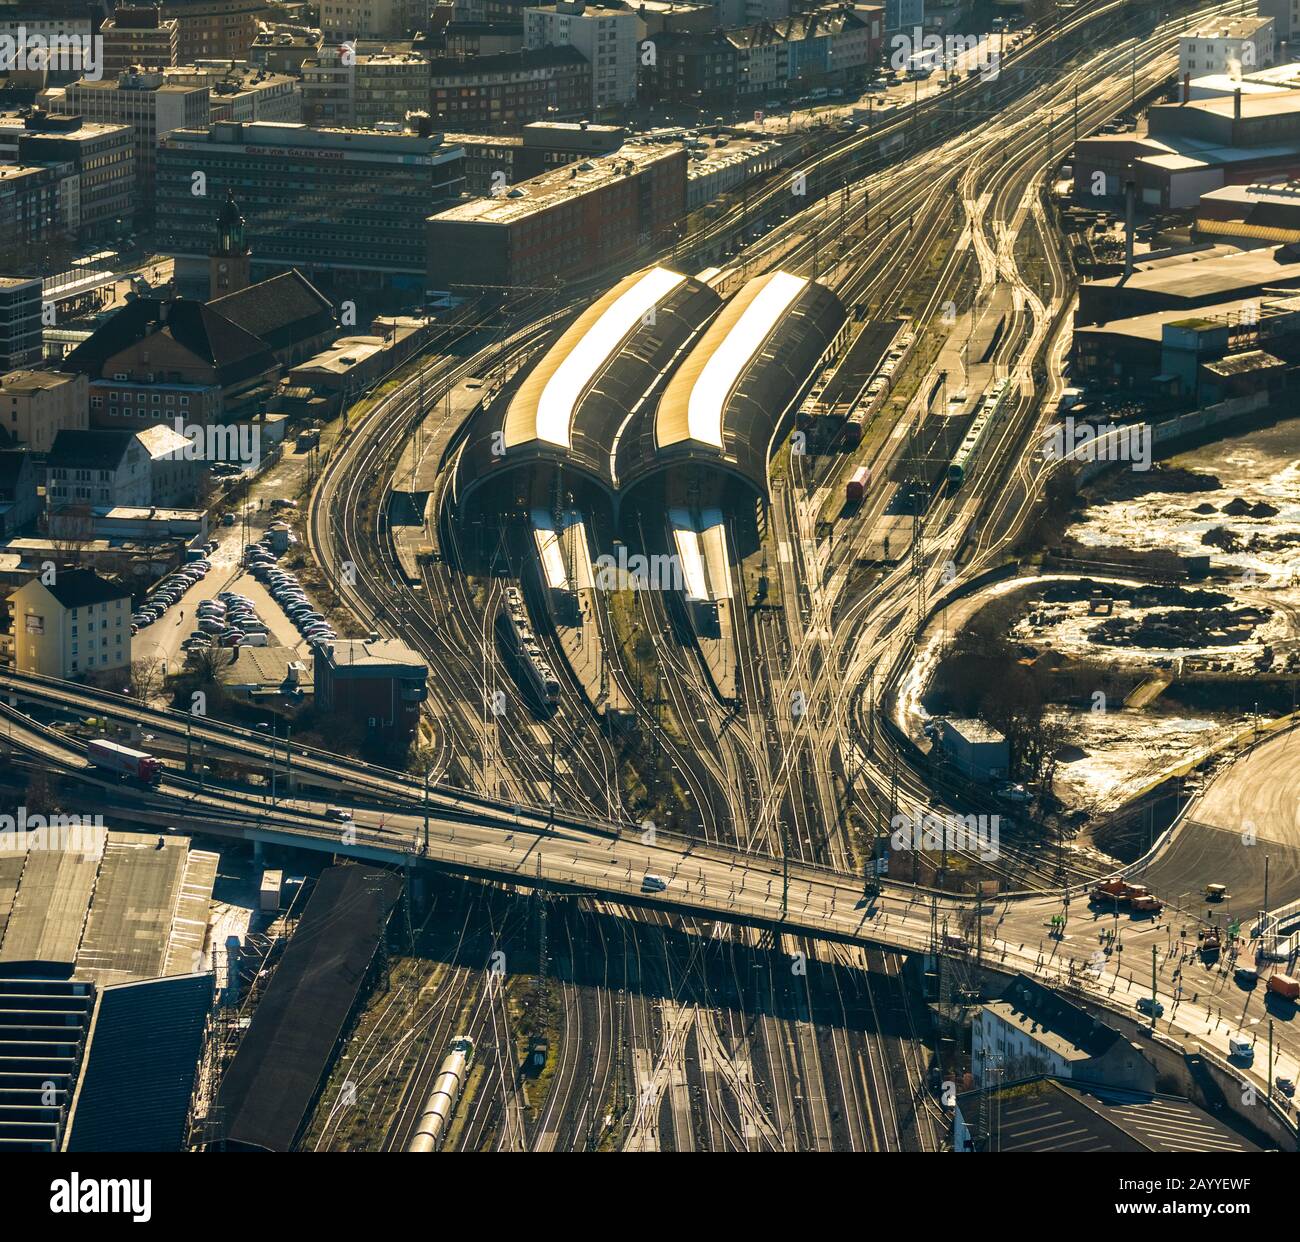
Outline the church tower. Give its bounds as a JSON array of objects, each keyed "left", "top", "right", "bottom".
[{"left": 209, "top": 189, "right": 251, "bottom": 299}]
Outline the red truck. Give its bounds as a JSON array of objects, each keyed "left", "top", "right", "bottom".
[
  {"left": 87, "top": 738, "right": 163, "bottom": 786},
  {"left": 1091, "top": 879, "right": 1144, "bottom": 906},
  {"left": 1268, "top": 973, "right": 1300, "bottom": 1001},
  {"left": 1129, "top": 894, "right": 1163, "bottom": 915}
]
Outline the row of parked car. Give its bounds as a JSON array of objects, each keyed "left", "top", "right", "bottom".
[
  {"left": 244, "top": 538, "right": 337, "bottom": 648},
  {"left": 131, "top": 543, "right": 219, "bottom": 634},
  {"left": 183, "top": 591, "right": 274, "bottom": 655}
]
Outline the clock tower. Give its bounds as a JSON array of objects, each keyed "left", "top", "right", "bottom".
[{"left": 209, "top": 189, "right": 251, "bottom": 299}]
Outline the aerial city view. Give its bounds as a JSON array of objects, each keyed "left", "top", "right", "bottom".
[{"left": 0, "top": 0, "right": 1298, "bottom": 1201}]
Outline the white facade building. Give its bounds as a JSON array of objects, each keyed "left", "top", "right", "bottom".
[
  {"left": 1179, "top": 17, "right": 1275, "bottom": 77},
  {"left": 524, "top": 2, "right": 638, "bottom": 110}
]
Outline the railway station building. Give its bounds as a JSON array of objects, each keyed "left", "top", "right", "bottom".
[{"left": 453, "top": 264, "right": 847, "bottom": 542}]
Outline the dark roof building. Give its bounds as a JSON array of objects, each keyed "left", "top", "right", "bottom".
[
  {"left": 63, "top": 973, "right": 213, "bottom": 1152},
  {"left": 954, "top": 1076, "right": 1263, "bottom": 1153},
  {"left": 1077, "top": 244, "right": 1300, "bottom": 325},
  {"left": 313, "top": 638, "right": 428, "bottom": 747},
  {"left": 217, "top": 866, "right": 403, "bottom": 1152},
  {"left": 454, "top": 267, "right": 847, "bottom": 521},
  {"left": 41, "top": 567, "right": 133, "bottom": 610},
  {"left": 427, "top": 46, "right": 592, "bottom": 130},
  {"left": 62, "top": 298, "right": 276, "bottom": 389},
  {"left": 209, "top": 270, "right": 336, "bottom": 367}
]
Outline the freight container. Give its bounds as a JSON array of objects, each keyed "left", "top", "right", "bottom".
[
  {"left": 1268, "top": 973, "right": 1300, "bottom": 1001},
  {"left": 259, "top": 869, "right": 283, "bottom": 912}
]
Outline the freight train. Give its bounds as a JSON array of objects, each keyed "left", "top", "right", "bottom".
[{"left": 407, "top": 1036, "right": 475, "bottom": 1152}]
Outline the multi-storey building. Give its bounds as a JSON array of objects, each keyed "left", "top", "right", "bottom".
[
  {"left": 63, "top": 70, "right": 210, "bottom": 216},
  {"left": 163, "top": 64, "right": 303, "bottom": 123},
  {"left": 301, "top": 48, "right": 430, "bottom": 128},
  {"left": 248, "top": 26, "right": 325, "bottom": 74},
  {"left": 8, "top": 569, "right": 133, "bottom": 681},
  {"left": 99, "top": 7, "right": 181, "bottom": 74},
  {"left": 0, "top": 5, "right": 96, "bottom": 80},
  {"left": 1258, "top": 0, "right": 1300, "bottom": 40},
  {"left": 63, "top": 295, "right": 278, "bottom": 427},
  {"left": 313, "top": 636, "right": 428, "bottom": 746},
  {"left": 319, "top": 0, "right": 408, "bottom": 41},
  {"left": 0, "top": 279, "right": 43, "bottom": 373},
  {"left": 441, "top": 119, "right": 626, "bottom": 192},
  {"left": 155, "top": 120, "right": 465, "bottom": 293},
  {"left": 0, "top": 111, "right": 134, "bottom": 243},
  {"left": 0, "top": 369, "right": 88, "bottom": 453},
  {"left": 0, "top": 164, "right": 63, "bottom": 261},
  {"left": 1179, "top": 17, "right": 1275, "bottom": 77},
  {"left": 46, "top": 429, "right": 153, "bottom": 511},
  {"left": 523, "top": 2, "right": 638, "bottom": 110},
  {"left": 427, "top": 142, "right": 685, "bottom": 289},
  {"left": 428, "top": 46, "right": 591, "bottom": 128},
  {"left": 0, "top": 448, "right": 38, "bottom": 536},
  {"left": 159, "top": 0, "right": 263, "bottom": 61}
]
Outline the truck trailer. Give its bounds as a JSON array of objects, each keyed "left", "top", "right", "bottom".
[{"left": 86, "top": 738, "right": 163, "bottom": 785}]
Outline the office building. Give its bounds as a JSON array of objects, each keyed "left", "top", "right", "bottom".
[
  {"left": 159, "top": 0, "right": 263, "bottom": 61},
  {"left": 0, "top": 111, "right": 135, "bottom": 243},
  {"left": 0, "top": 280, "right": 43, "bottom": 374},
  {"left": 428, "top": 142, "right": 685, "bottom": 288},
  {"left": 301, "top": 48, "right": 429, "bottom": 128},
  {"left": 63, "top": 70, "right": 210, "bottom": 213},
  {"left": 156, "top": 120, "right": 465, "bottom": 292},
  {"left": 428, "top": 46, "right": 591, "bottom": 128},
  {"left": 99, "top": 7, "right": 181, "bottom": 74}
]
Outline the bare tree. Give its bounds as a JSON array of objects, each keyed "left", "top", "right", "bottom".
[
  {"left": 49, "top": 504, "right": 95, "bottom": 568},
  {"left": 129, "top": 655, "right": 167, "bottom": 704}
]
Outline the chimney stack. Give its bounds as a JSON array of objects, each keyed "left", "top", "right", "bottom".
[
  {"left": 1234, "top": 87, "right": 1242, "bottom": 121},
  {"left": 1182, "top": 72, "right": 1190, "bottom": 104},
  {"left": 1124, "top": 180, "right": 1136, "bottom": 277}
]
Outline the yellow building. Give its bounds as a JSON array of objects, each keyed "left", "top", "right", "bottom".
[{"left": 8, "top": 569, "right": 132, "bottom": 680}]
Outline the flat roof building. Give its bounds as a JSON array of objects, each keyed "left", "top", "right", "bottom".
[
  {"left": 427, "top": 45, "right": 592, "bottom": 130},
  {"left": 0, "top": 111, "right": 134, "bottom": 243},
  {"left": 428, "top": 142, "right": 685, "bottom": 290},
  {"left": 99, "top": 7, "right": 181, "bottom": 74},
  {"left": 314, "top": 636, "right": 428, "bottom": 745},
  {"left": 157, "top": 120, "right": 465, "bottom": 292},
  {"left": 63, "top": 70, "right": 211, "bottom": 217},
  {"left": 0, "top": 369, "right": 88, "bottom": 454},
  {"left": 1077, "top": 243, "right": 1300, "bottom": 324}
]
